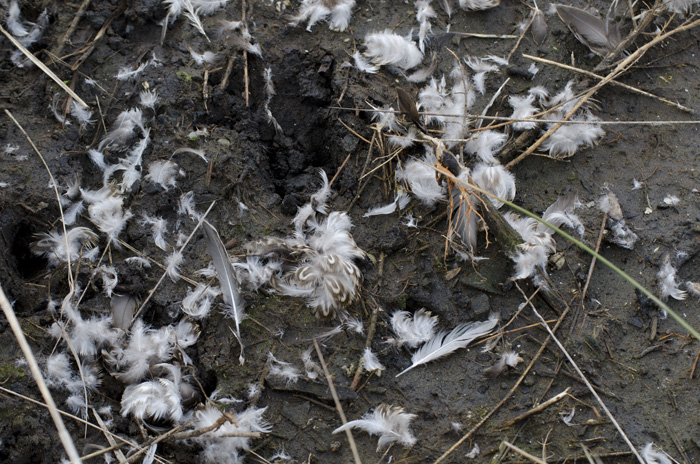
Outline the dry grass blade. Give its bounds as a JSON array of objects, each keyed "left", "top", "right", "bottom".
[
  {"left": 312, "top": 338, "right": 363, "bottom": 464},
  {"left": 0, "top": 24, "right": 88, "bottom": 108},
  {"left": 0, "top": 284, "right": 82, "bottom": 464},
  {"left": 501, "top": 441, "right": 547, "bottom": 464}
]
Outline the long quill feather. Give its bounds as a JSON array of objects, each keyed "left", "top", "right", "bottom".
[
  {"left": 396, "top": 318, "right": 497, "bottom": 377},
  {"left": 202, "top": 220, "right": 246, "bottom": 363}
]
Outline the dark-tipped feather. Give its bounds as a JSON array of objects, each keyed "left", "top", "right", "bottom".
[
  {"left": 203, "top": 221, "right": 246, "bottom": 363},
  {"left": 397, "top": 88, "right": 427, "bottom": 133}
]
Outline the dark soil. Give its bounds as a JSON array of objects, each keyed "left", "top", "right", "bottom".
[{"left": 1, "top": 0, "right": 700, "bottom": 463}]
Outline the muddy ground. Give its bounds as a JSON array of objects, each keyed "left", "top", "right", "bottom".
[{"left": 1, "top": 0, "right": 700, "bottom": 463}]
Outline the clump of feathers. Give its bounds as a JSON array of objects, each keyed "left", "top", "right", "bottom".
[
  {"left": 333, "top": 404, "right": 416, "bottom": 451},
  {"left": 289, "top": 0, "right": 356, "bottom": 31},
  {"left": 237, "top": 170, "right": 365, "bottom": 317},
  {"left": 386, "top": 309, "right": 438, "bottom": 349},
  {"left": 505, "top": 193, "right": 583, "bottom": 281},
  {"left": 188, "top": 401, "right": 271, "bottom": 463},
  {"left": 362, "top": 30, "right": 423, "bottom": 71}
]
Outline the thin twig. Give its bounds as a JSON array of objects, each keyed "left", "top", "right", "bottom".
[
  {"left": 312, "top": 338, "right": 362, "bottom": 464},
  {"left": 0, "top": 285, "right": 81, "bottom": 463},
  {"left": 242, "top": 0, "right": 249, "bottom": 107},
  {"left": 514, "top": 283, "right": 645, "bottom": 463},
  {"left": 571, "top": 213, "right": 607, "bottom": 336},
  {"left": 51, "top": 0, "right": 92, "bottom": 59},
  {"left": 506, "top": 8, "right": 535, "bottom": 62},
  {"left": 0, "top": 25, "right": 88, "bottom": 107},
  {"left": 523, "top": 53, "right": 694, "bottom": 113},
  {"left": 500, "top": 388, "right": 570, "bottom": 428},
  {"left": 502, "top": 441, "right": 547, "bottom": 464},
  {"left": 94, "top": 409, "right": 128, "bottom": 463}
]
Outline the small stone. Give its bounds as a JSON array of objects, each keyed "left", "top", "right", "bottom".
[{"left": 470, "top": 293, "right": 490, "bottom": 317}]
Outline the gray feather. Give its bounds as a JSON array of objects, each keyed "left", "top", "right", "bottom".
[
  {"left": 531, "top": 9, "right": 547, "bottom": 46},
  {"left": 203, "top": 220, "right": 246, "bottom": 363},
  {"left": 554, "top": 4, "right": 622, "bottom": 56}
]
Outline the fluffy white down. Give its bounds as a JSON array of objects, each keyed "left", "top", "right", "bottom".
[
  {"left": 363, "top": 30, "right": 423, "bottom": 70},
  {"left": 471, "top": 163, "right": 516, "bottom": 208}
]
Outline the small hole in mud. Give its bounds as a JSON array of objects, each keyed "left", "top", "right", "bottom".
[{"left": 11, "top": 221, "right": 48, "bottom": 280}]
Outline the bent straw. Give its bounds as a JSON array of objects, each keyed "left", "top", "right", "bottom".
[
  {"left": 0, "top": 24, "right": 88, "bottom": 108},
  {"left": 0, "top": 284, "right": 82, "bottom": 463}
]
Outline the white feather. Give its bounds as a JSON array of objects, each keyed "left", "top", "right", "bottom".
[
  {"left": 364, "top": 190, "right": 410, "bottom": 217},
  {"left": 146, "top": 160, "right": 181, "bottom": 191},
  {"left": 640, "top": 443, "right": 673, "bottom": 464},
  {"left": 32, "top": 226, "right": 98, "bottom": 266},
  {"left": 63, "top": 200, "right": 84, "bottom": 226},
  {"left": 388, "top": 309, "right": 438, "bottom": 349},
  {"left": 353, "top": 50, "right": 379, "bottom": 73},
  {"left": 363, "top": 30, "right": 423, "bottom": 70},
  {"left": 116, "top": 62, "right": 149, "bottom": 81},
  {"left": 465, "top": 130, "right": 507, "bottom": 164},
  {"left": 88, "top": 195, "right": 134, "bottom": 245},
  {"left": 87, "top": 149, "right": 107, "bottom": 171},
  {"left": 471, "top": 163, "right": 516, "bottom": 208},
  {"left": 459, "top": 0, "right": 500, "bottom": 10},
  {"left": 416, "top": 0, "right": 436, "bottom": 52},
  {"left": 657, "top": 257, "right": 687, "bottom": 301},
  {"left": 398, "top": 155, "right": 445, "bottom": 206},
  {"left": 189, "top": 49, "right": 218, "bottom": 66},
  {"left": 165, "top": 251, "right": 184, "bottom": 282},
  {"left": 178, "top": 191, "right": 201, "bottom": 220},
  {"left": 70, "top": 101, "right": 94, "bottom": 128},
  {"left": 328, "top": 0, "right": 355, "bottom": 31},
  {"left": 142, "top": 215, "right": 169, "bottom": 250},
  {"left": 333, "top": 404, "right": 416, "bottom": 451},
  {"left": 121, "top": 376, "right": 183, "bottom": 422},
  {"left": 139, "top": 89, "right": 159, "bottom": 109},
  {"left": 396, "top": 318, "right": 498, "bottom": 376},
  {"left": 541, "top": 116, "right": 604, "bottom": 157},
  {"left": 508, "top": 94, "right": 539, "bottom": 130},
  {"left": 182, "top": 283, "right": 220, "bottom": 319},
  {"left": 6, "top": 1, "right": 29, "bottom": 37},
  {"left": 98, "top": 108, "right": 145, "bottom": 151},
  {"left": 190, "top": 403, "right": 271, "bottom": 463},
  {"left": 96, "top": 265, "right": 118, "bottom": 297},
  {"left": 362, "top": 347, "right": 386, "bottom": 376},
  {"left": 267, "top": 352, "right": 300, "bottom": 385}
]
